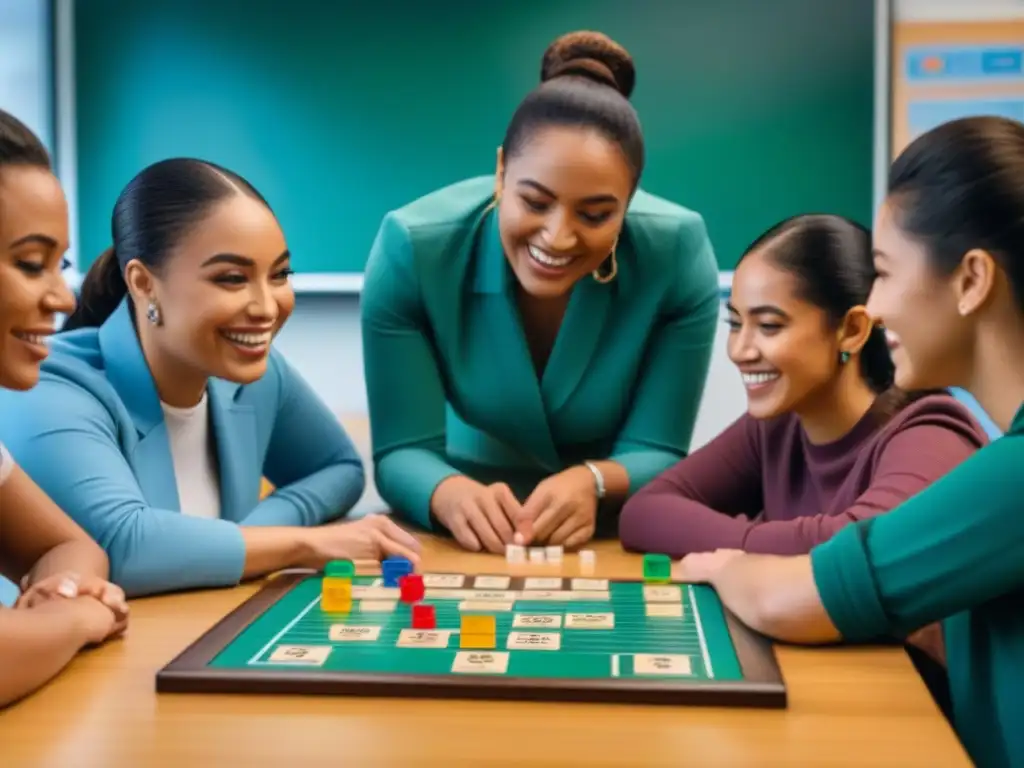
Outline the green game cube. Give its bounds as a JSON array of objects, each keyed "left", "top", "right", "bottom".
[
  {"left": 325, "top": 559, "right": 355, "bottom": 578},
  {"left": 643, "top": 554, "right": 672, "bottom": 583}
]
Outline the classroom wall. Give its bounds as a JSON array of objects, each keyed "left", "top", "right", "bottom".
[{"left": 69, "top": 0, "right": 877, "bottom": 280}]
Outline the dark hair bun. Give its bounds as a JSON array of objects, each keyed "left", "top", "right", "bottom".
[{"left": 540, "top": 31, "right": 635, "bottom": 99}]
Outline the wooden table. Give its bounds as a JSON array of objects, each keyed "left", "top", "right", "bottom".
[{"left": 0, "top": 537, "right": 969, "bottom": 767}]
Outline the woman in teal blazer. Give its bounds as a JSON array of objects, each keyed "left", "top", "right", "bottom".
[
  {"left": 0, "top": 157, "right": 420, "bottom": 598},
  {"left": 361, "top": 32, "right": 720, "bottom": 553}
]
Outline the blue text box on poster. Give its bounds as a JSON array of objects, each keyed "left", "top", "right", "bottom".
[{"left": 906, "top": 45, "right": 1024, "bottom": 82}]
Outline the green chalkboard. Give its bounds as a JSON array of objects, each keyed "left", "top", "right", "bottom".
[{"left": 73, "top": 0, "right": 875, "bottom": 283}]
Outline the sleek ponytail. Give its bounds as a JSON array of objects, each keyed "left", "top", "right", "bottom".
[
  {"left": 63, "top": 247, "right": 126, "bottom": 330},
  {"left": 60, "top": 157, "right": 271, "bottom": 331}
]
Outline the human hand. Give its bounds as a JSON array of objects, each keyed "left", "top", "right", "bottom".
[
  {"left": 515, "top": 467, "right": 597, "bottom": 549},
  {"left": 676, "top": 549, "right": 745, "bottom": 583},
  {"left": 305, "top": 515, "right": 423, "bottom": 567},
  {"left": 17, "top": 571, "right": 129, "bottom": 624},
  {"left": 32, "top": 595, "right": 126, "bottom": 647},
  {"left": 430, "top": 476, "right": 519, "bottom": 553}
]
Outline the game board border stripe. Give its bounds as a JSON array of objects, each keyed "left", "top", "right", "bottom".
[{"left": 156, "top": 572, "right": 788, "bottom": 708}]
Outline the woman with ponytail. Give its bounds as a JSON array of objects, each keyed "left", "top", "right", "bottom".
[
  {"left": 0, "top": 108, "right": 127, "bottom": 707},
  {"left": 0, "top": 156, "right": 419, "bottom": 599},
  {"left": 676, "top": 117, "right": 1024, "bottom": 768},
  {"left": 620, "top": 213, "right": 988, "bottom": 557}
]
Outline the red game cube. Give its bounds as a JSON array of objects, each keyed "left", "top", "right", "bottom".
[
  {"left": 411, "top": 603, "right": 435, "bottom": 629},
  {"left": 399, "top": 573, "right": 425, "bottom": 603}
]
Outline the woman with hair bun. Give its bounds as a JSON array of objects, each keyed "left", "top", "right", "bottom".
[{"left": 361, "top": 31, "right": 721, "bottom": 553}]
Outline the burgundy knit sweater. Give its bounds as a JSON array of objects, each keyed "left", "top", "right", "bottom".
[{"left": 619, "top": 393, "right": 989, "bottom": 557}]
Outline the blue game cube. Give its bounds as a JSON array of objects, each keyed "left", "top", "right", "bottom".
[{"left": 381, "top": 556, "right": 413, "bottom": 587}]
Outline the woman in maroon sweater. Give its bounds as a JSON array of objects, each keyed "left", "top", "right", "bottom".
[{"left": 619, "top": 214, "right": 988, "bottom": 557}]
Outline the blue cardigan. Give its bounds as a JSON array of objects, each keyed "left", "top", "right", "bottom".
[{"left": 0, "top": 300, "right": 365, "bottom": 596}]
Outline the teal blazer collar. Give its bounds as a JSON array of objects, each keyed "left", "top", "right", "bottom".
[
  {"left": 471, "top": 207, "right": 508, "bottom": 295},
  {"left": 97, "top": 299, "right": 259, "bottom": 520},
  {"left": 466, "top": 209, "right": 621, "bottom": 468}
]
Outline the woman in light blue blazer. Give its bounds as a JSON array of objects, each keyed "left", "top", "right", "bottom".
[{"left": 0, "top": 158, "right": 420, "bottom": 598}]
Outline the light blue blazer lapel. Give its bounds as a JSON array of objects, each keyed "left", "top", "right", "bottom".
[
  {"left": 470, "top": 210, "right": 562, "bottom": 471},
  {"left": 97, "top": 300, "right": 179, "bottom": 511},
  {"left": 207, "top": 378, "right": 259, "bottom": 523}
]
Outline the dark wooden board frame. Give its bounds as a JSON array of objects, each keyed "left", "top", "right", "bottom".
[{"left": 156, "top": 572, "right": 787, "bottom": 708}]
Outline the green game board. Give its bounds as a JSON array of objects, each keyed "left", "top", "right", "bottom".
[{"left": 156, "top": 572, "right": 786, "bottom": 707}]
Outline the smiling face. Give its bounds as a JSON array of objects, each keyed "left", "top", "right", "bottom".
[
  {"left": 867, "top": 199, "right": 968, "bottom": 390},
  {"left": 727, "top": 249, "right": 859, "bottom": 420},
  {"left": 494, "top": 126, "right": 634, "bottom": 298},
  {"left": 0, "top": 166, "right": 76, "bottom": 390},
  {"left": 126, "top": 192, "right": 295, "bottom": 396}
]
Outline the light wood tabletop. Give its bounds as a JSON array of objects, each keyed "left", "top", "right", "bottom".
[{"left": 0, "top": 535, "right": 969, "bottom": 767}]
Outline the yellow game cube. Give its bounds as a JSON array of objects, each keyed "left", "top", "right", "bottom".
[
  {"left": 322, "top": 577, "right": 352, "bottom": 612},
  {"left": 461, "top": 614, "right": 496, "bottom": 635},
  {"left": 460, "top": 633, "right": 496, "bottom": 649}
]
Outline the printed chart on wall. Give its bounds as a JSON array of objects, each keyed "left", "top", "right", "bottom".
[{"left": 892, "top": 14, "right": 1024, "bottom": 158}]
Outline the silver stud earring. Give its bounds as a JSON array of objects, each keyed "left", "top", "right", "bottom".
[
  {"left": 840, "top": 351, "right": 851, "bottom": 364},
  {"left": 146, "top": 301, "right": 161, "bottom": 326}
]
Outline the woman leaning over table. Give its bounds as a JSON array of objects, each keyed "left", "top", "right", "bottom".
[
  {"left": 679, "top": 116, "right": 1024, "bottom": 768},
  {"left": 361, "top": 31, "right": 720, "bottom": 554},
  {"left": 0, "top": 109, "right": 128, "bottom": 707},
  {"left": 0, "top": 156, "right": 420, "bottom": 599}
]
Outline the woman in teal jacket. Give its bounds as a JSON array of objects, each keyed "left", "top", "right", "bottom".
[
  {"left": 361, "top": 31, "right": 720, "bottom": 553},
  {"left": 0, "top": 157, "right": 420, "bottom": 598},
  {"left": 679, "top": 117, "right": 1024, "bottom": 768}
]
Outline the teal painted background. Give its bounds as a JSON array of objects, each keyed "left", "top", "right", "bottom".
[{"left": 73, "top": 0, "right": 875, "bottom": 279}]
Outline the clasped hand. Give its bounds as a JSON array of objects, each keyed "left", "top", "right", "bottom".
[
  {"left": 16, "top": 570, "right": 129, "bottom": 644},
  {"left": 434, "top": 467, "right": 598, "bottom": 553}
]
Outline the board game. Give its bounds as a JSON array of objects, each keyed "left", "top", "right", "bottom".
[{"left": 156, "top": 564, "right": 787, "bottom": 708}]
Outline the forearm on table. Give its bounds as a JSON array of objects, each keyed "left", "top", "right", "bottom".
[
  {"left": 740, "top": 510, "right": 880, "bottom": 556},
  {"left": 25, "top": 539, "right": 109, "bottom": 587},
  {"left": 0, "top": 603, "right": 92, "bottom": 708},
  {"left": 708, "top": 554, "right": 841, "bottom": 644},
  {"left": 240, "top": 527, "right": 312, "bottom": 579},
  {"left": 620, "top": 494, "right": 751, "bottom": 556}
]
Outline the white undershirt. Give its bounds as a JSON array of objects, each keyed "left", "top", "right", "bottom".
[
  {"left": 0, "top": 442, "right": 13, "bottom": 486},
  {"left": 161, "top": 393, "right": 221, "bottom": 520}
]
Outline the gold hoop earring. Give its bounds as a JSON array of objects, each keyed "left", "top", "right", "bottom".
[
  {"left": 484, "top": 192, "right": 500, "bottom": 214},
  {"left": 592, "top": 246, "right": 618, "bottom": 284}
]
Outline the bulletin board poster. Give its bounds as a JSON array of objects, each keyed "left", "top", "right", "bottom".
[{"left": 892, "top": 18, "right": 1024, "bottom": 158}]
